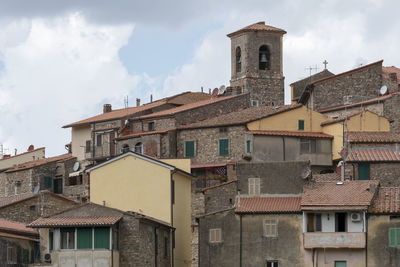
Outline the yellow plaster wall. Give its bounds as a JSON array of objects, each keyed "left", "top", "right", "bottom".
[
  {"left": 172, "top": 172, "right": 192, "bottom": 267},
  {"left": 322, "top": 123, "right": 344, "bottom": 161},
  {"left": 346, "top": 111, "right": 390, "bottom": 132},
  {"left": 161, "top": 159, "right": 191, "bottom": 173},
  {"left": 90, "top": 155, "right": 172, "bottom": 224},
  {"left": 247, "top": 105, "right": 328, "bottom": 132},
  {"left": 0, "top": 147, "right": 45, "bottom": 170},
  {"left": 71, "top": 125, "right": 91, "bottom": 161}
]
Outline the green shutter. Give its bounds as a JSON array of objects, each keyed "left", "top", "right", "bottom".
[
  {"left": 219, "top": 139, "right": 229, "bottom": 156},
  {"left": 77, "top": 228, "right": 92, "bottom": 249},
  {"left": 358, "top": 164, "right": 370, "bottom": 180},
  {"left": 185, "top": 141, "right": 195, "bottom": 158},
  {"left": 44, "top": 176, "right": 52, "bottom": 189},
  {"left": 298, "top": 120, "right": 305, "bottom": 130},
  {"left": 246, "top": 140, "right": 251, "bottom": 153},
  {"left": 94, "top": 227, "right": 110, "bottom": 249},
  {"left": 389, "top": 228, "right": 400, "bottom": 247}
]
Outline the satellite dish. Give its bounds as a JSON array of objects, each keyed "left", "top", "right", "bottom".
[
  {"left": 33, "top": 185, "right": 40, "bottom": 195},
  {"left": 380, "top": 85, "right": 388, "bottom": 95},
  {"left": 73, "top": 161, "right": 80, "bottom": 172},
  {"left": 217, "top": 85, "right": 226, "bottom": 95},
  {"left": 301, "top": 166, "right": 311, "bottom": 179},
  {"left": 211, "top": 88, "right": 218, "bottom": 97}
]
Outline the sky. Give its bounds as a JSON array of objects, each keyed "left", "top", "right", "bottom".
[{"left": 0, "top": 0, "right": 399, "bottom": 156}]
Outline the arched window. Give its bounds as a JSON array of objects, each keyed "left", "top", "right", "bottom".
[
  {"left": 134, "top": 142, "right": 143, "bottom": 154},
  {"left": 259, "top": 45, "right": 270, "bottom": 70},
  {"left": 122, "top": 144, "right": 129, "bottom": 153},
  {"left": 236, "top": 47, "right": 241, "bottom": 73}
]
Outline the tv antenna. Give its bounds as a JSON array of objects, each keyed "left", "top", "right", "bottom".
[{"left": 305, "top": 65, "right": 319, "bottom": 76}]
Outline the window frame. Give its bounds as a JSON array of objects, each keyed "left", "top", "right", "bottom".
[
  {"left": 134, "top": 142, "right": 143, "bottom": 154},
  {"left": 263, "top": 218, "right": 278, "bottom": 237},
  {"left": 85, "top": 140, "right": 91, "bottom": 153},
  {"left": 266, "top": 260, "right": 279, "bottom": 267},
  {"left": 184, "top": 140, "right": 196, "bottom": 158},
  {"left": 209, "top": 228, "right": 222, "bottom": 243},
  {"left": 389, "top": 228, "right": 400, "bottom": 247},
  {"left": 96, "top": 134, "right": 102, "bottom": 147},
  {"left": 236, "top": 46, "right": 241, "bottom": 73},
  {"left": 298, "top": 120, "right": 305, "bottom": 130},
  {"left": 246, "top": 140, "right": 251, "bottom": 154},
  {"left": 248, "top": 178, "right": 260, "bottom": 196},
  {"left": 219, "top": 138, "right": 229, "bottom": 156},
  {"left": 148, "top": 122, "right": 155, "bottom": 131},
  {"left": 60, "top": 228, "right": 75, "bottom": 250},
  {"left": 7, "top": 246, "right": 17, "bottom": 264}
]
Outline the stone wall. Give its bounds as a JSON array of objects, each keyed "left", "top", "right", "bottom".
[
  {"left": 0, "top": 235, "right": 37, "bottom": 266},
  {"left": 310, "top": 62, "right": 383, "bottom": 110},
  {"left": 236, "top": 161, "right": 311, "bottom": 195},
  {"left": 203, "top": 181, "right": 237, "bottom": 214},
  {"left": 347, "top": 162, "right": 400, "bottom": 186},
  {"left": 191, "top": 191, "right": 204, "bottom": 267},
  {"left": 177, "top": 126, "right": 247, "bottom": 164},
  {"left": 384, "top": 94, "right": 400, "bottom": 132}
]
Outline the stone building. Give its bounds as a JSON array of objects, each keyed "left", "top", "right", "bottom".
[
  {"left": 29, "top": 202, "right": 172, "bottom": 267},
  {"left": 228, "top": 21, "right": 286, "bottom": 106},
  {"left": 0, "top": 190, "right": 78, "bottom": 224},
  {"left": 0, "top": 145, "right": 45, "bottom": 171},
  {"left": 0, "top": 218, "right": 39, "bottom": 266}
]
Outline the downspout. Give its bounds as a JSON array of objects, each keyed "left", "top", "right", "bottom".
[
  {"left": 281, "top": 136, "right": 286, "bottom": 161},
  {"left": 365, "top": 211, "right": 368, "bottom": 267},
  {"left": 170, "top": 170, "right": 176, "bottom": 267},
  {"left": 155, "top": 226, "right": 159, "bottom": 267},
  {"left": 239, "top": 214, "right": 243, "bottom": 267},
  {"left": 197, "top": 218, "right": 201, "bottom": 267}
]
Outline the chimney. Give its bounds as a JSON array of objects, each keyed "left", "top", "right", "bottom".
[
  {"left": 3, "top": 154, "right": 11, "bottom": 159},
  {"left": 103, "top": 104, "right": 112, "bottom": 113},
  {"left": 150, "top": 94, "right": 153, "bottom": 103},
  {"left": 390, "top": 73, "right": 397, "bottom": 83},
  {"left": 209, "top": 88, "right": 211, "bottom": 95},
  {"left": 14, "top": 149, "right": 17, "bottom": 156},
  {"left": 257, "top": 21, "right": 265, "bottom": 25},
  {"left": 369, "top": 183, "right": 376, "bottom": 193},
  {"left": 28, "top": 145, "right": 34, "bottom": 152},
  {"left": 201, "top": 86, "right": 204, "bottom": 93},
  {"left": 136, "top": 98, "right": 141, "bottom": 107}
]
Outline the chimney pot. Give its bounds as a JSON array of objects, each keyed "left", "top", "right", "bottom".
[
  {"left": 150, "top": 94, "right": 153, "bottom": 103},
  {"left": 136, "top": 98, "right": 141, "bottom": 107},
  {"left": 28, "top": 145, "right": 34, "bottom": 152},
  {"left": 103, "top": 104, "right": 112, "bottom": 113}
]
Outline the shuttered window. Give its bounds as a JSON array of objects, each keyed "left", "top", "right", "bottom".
[
  {"left": 94, "top": 227, "right": 110, "bottom": 249},
  {"left": 209, "top": 228, "right": 222, "bottom": 243},
  {"left": 219, "top": 139, "right": 229, "bottom": 156},
  {"left": 298, "top": 120, "right": 305, "bottom": 130},
  {"left": 185, "top": 141, "right": 195, "bottom": 158},
  {"left": 389, "top": 228, "right": 400, "bottom": 247},
  {"left": 358, "top": 164, "right": 370, "bottom": 180},
  {"left": 246, "top": 140, "right": 251, "bottom": 154},
  {"left": 44, "top": 176, "right": 52, "bottom": 190},
  {"left": 263, "top": 218, "right": 278, "bottom": 237},
  {"left": 77, "top": 228, "right": 92, "bottom": 249},
  {"left": 248, "top": 178, "right": 260, "bottom": 196}
]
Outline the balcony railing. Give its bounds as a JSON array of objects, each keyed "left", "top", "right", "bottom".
[{"left": 304, "top": 232, "right": 366, "bottom": 249}]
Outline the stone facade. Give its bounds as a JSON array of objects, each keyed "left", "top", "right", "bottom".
[
  {"left": 307, "top": 61, "right": 383, "bottom": 110},
  {"left": 346, "top": 162, "right": 400, "bottom": 186},
  {"left": 203, "top": 181, "right": 237, "bottom": 214},
  {"left": 0, "top": 235, "right": 38, "bottom": 266},
  {"left": 383, "top": 93, "right": 400, "bottom": 132}
]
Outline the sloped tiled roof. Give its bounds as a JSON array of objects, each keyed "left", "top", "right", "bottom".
[
  {"left": 117, "top": 128, "right": 175, "bottom": 140},
  {"left": 248, "top": 130, "right": 333, "bottom": 139},
  {"left": 0, "top": 191, "right": 76, "bottom": 209},
  {"left": 191, "top": 161, "right": 236, "bottom": 169},
  {"left": 28, "top": 216, "right": 122, "bottom": 228},
  {"left": 320, "top": 112, "right": 362, "bottom": 126},
  {"left": 347, "top": 132, "right": 400, "bottom": 143},
  {"left": 235, "top": 196, "right": 302, "bottom": 213},
  {"left": 227, "top": 21, "right": 286, "bottom": 37},
  {"left": 301, "top": 181, "right": 379, "bottom": 210},
  {"left": 382, "top": 66, "right": 400, "bottom": 85},
  {"left": 202, "top": 180, "right": 237, "bottom": 192},
  {"left": 5, "top": 153, "right": 75, "bottom": 173},
  {"left": 63, "top": 92, "right": 211, "bottom": 128},
  {"left": 290, "top": 69, "right": 335, "bottom": 100},
  {"left": 0, "top": 147, "right": 45, "bottom": 162},
  {"left": 370, "top": 187, "right": 400, "bottom": 214},
  {"left": 137, "top": 94, "right": 245, "bottom": 120},
  {"left": 0, "top": 218, "right": 38, "bottom": 235},
  {"left": 346, "top": 148, "right": 400, "bottom": 162},
  {"left": 178, "top": 104, "right": 302, "bottom": 130},
  {"left": 312, "top": 173, "right": 341, "bottom": 182}
]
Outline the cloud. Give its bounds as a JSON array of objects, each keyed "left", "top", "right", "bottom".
[{"left": 0, "top": 13, "right": 144, "bottom": 156}]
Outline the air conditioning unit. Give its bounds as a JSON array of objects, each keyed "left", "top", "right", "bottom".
[
  {"left": 44, "top": 253, "right": 51, "bottom": 263},
  {"left": 351, "top": 213, "right": 361, "bottom": 222}
]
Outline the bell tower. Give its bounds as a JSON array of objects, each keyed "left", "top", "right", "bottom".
[{"left": 228, "top": 21, "right": 286, "bottom": 106}]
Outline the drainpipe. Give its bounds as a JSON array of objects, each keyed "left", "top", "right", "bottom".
[
  {"left": 365, "top": 211, "right": 368, "bottom": 267},
  {"left": 239, "top": 214, "right": 243, "bottom": 267},
  {"left": 170, "top": 170, "right": 176, "bottom": 267},
  {"left": 281, "top": 136, "right": 286, "bottom": 161}
]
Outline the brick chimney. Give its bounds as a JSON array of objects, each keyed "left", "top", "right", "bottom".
[
  {"left": 28, "top": 145, "right": 34, "bottom": 152},
  {"left": 103, "top": 104, "right": 112, "bottom": 113}
]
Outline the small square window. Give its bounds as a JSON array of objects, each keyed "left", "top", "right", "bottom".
[
  {"left": 266, "top": 261, "right": 279, "bottom": 267},
  {"left": 148, "top": 122, "right": 155, "bottom": 131},
  {"left": 298, "top": 120, "right": 305, "bottom": 130},
  {"left": 29, "top": 205, "right": 36, "bottom": 211},
  {"left": 263, "top": 218, "right": 278, "bottom": 237},
  {"left": 250, "top": 100, "right": 259, "bottom": 107},
  {"left": 209, "top": 228, "right": 222, "bottom": 243}
]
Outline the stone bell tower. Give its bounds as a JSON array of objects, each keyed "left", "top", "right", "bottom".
[{"left": 228, "top": 21, "right": 286, "bottom": 106}]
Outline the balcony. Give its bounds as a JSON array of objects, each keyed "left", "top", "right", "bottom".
[
  {"left": 304, "top": 232, "right": 366, "bottom": 249},
  {"left": 45, "top": 250, "right": 119, "bottom": 267}
]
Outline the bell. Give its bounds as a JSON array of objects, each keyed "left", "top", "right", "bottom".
[{"left": 260, "top": 53, "right": 268, "bottom": 63}]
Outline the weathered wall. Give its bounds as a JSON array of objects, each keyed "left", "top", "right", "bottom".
[
  {"left": 384, "top": 94, "right": 400, "bottom": 132},
  {"left": 203, "top": 181, "right": 237, "bottom": 214},
  {"left": 0, "top": 235, "right": 37, "bottom": 266},
  {"left": 0, "top": 147, "right": 45, "bottom": 171},
  {"left": 71, "top": 125, "right": 91, "bottom": 161},
  {"left": 236, "top": 161, "right": 311, "bottom": 195},
  {"left": 347, "top": 162, "right": 400, "bottom": 186}
]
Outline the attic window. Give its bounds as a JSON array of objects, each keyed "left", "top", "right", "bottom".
[{"left": 148, "top": 122, "right": 155, "bottom": 131}]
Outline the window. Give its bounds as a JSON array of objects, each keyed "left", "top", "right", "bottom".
[
  {"left": 219, "top": 138, "right": 229, "bottom": 156},
  {"left": 44, "top": 176, "right": 52, "bottom": 190},
  {"left": 7, "top": 247, "right": 17, "bottom": 264},
  {"left": 358, "top": 163, "right": 370, "bottom": 180},
  {"left": 96, "top": 134, "right": 102, "bottom": 146},
  {"left": 307, "top": 213, "right": 322, "bottom": 232},
  {"left": 246, "top": 140, "right": 251, "bottom": 154},
  {"left": 250, "top": 100, "right": 259, "bottom": 107},
  {"left": 14, "top": 181, "right": 21, "bottom": 195},
  {"left": 298, "top": 120, "right": 305, "bottom": 130},
  {"left": 389, "top": 228, "right": 400, "bottom": 247},
  {"left": 259, "top": 45, "right": 270, "bottom": 70},
  {"left": 266, "top": 261, "right": 279, "bottom": 267},
  {"left": 185, "top": 141, "right": 195, "bottom": 158},
  {"left": 134, "top": 142, "right": 143, "bottom": 154},
  {"left": 164, "top": 236, "right": 168, "bottom": 259},
  {"left": 61, "top": 228, "right": 75, "bottom": 249},
  {"left": 94, "top": 227, "right": 110, "bottom": 249},
  {"left": 77, "top": 228, "right": 92, "bottom": 249},
  {"left": 23, "top": 249, "right": 29, "bottom": 264},
  {"left": 300, "top": 139, "right": 332, "bottom": 154},
  {"left": 219, "top": 127, "right": 228, "bottom": 133},
  {"left": 85, "top": 140, "right": 91, "bottom": 153},
  {"left": 121, "top": 144, "right": 130, "bottom": 153},
  {"left": 209, "top": 228, "right": 222, "bottom": 243},
  {"left": 334, "top": 261, "right": 347, "bottom": 267},
  {"left": 53, "top": 178, "right": 63, "bottom": 194},
  {"left": 248, "top": 178, "right": 260, "bottom": 196},
  {"left": 236, "top": 46, "right": 241, "bottom": 73},
  {"left": 30, "top": 205, "right": 36, "bottom": 211},
  {"left": 49, "top": 231, "right": 54, "bottom": 251},
  {"left": 148, "top": 122, "right": 155, "bottom": 131},
  {"left": 335, "top": 213, "right": 347, "bottom": 232},
  {"left": 263, "top": 218, "right": 278, "bottom": 237}
]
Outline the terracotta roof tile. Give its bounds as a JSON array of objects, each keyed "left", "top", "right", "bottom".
[
  {"left": 0, "top": 218, "right": 38, "bottom": 235},
  {"left": 370, "top": 187, "right": 400, "bottom": 214},
  {"left": 346, "top": 148, "right": 400, "bottom": 162},
  {"left": 227, "top": 21, "right": 286, "bottom": 37},
  {"left": 28, "top": 216, "right": 122, "bottom": 228},
  {"left": 178, "top": 104, "right": 302, "bottom": 130},
  {"left": 137, "top": 94, "right": 246, "bottom": 120},
  {"left": 320, "top": 112, "right": 362, "bottom": 126},
  {"left": 0, "top": 147, "right": 45, "bottom": 162},
  {"left": 191, "top": 161, "right": 236, "bottom": 169},
  {"left": 118, "top": 128, "right": 176, "bottom": 140},
  {"left": 202, "top": 180, "right": 237, "bottom": 192},
  {"left": 290, "top": 69, "right": 335, "bottom": 100},
  {"left": 235, "top": 196, "right": 302, "bottom": 213},
  {"left": 347, "top": 132, "right": 400, "bottom": 143},
  {"left": 0, "top": 192, "right": 35, "bottom": 208},
  {"left": 312, "top": 173, "right": 341, "bottom": 182},
  {"left": 382, "top": 66, "right": 400, "bottom": 85},
  {"left": 301, "top": 181, "right": 378, "bottom": 210},
  {"left": 5, "top": 153, "right": 75, "bottom": 173},
  {"left": 248, "top": 130, "right": 333, "bottom": 139}
]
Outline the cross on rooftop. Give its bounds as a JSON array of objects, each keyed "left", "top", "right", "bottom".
[{"left": 323, "top": 60, "right": 328, "bottom": 69}]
